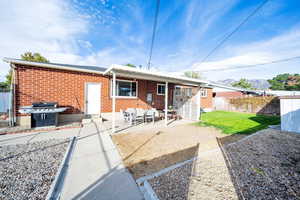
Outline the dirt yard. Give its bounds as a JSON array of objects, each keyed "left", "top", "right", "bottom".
[
  {"left": 113, "top": 123, "right": 300, "bottom": 200},
  {"left": 112, "top": 124, "right": 244, "bottom": 179}
]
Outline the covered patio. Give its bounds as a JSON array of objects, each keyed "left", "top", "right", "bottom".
[{"left": 103, "top": 65, "right": 209, "bottom": 134}]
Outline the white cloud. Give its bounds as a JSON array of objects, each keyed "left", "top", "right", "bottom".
[
  {"left": 191, "top": 28, "right": 300, "bottom": 72},
  {"left": 0, "top": 0, "right": 150, "bottom": 81},
  {"left": 0, "top": 0, "right": 89, "bottom": 80}
]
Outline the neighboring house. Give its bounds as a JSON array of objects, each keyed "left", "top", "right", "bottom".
[
  {"left": 207, "top": 83, "right": 262, "bottom": 111},
  {"left": 3, "top": 58, "right": 210, "bottom": 128},
  {"left": 199, "top": 87, "right": 213, "bottom": 111},
  {"left": 263, "top": 90, "right": 300, "bottom": 96},
  {"left": 209, "top": 83, "right": 261, "bottom": 98},
  {"left": 211, "top": 83, "right": 300, "bottom": 97}
]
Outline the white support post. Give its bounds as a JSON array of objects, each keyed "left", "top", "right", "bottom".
[
  {"left": 112, "top": 72, "right": 116, "bottom": 134},
  {"left": 197, "top": 87, "right": 201, "bottom": 121},
  {"left": 165, "top": 82, "right": 168, "bottom": 126}
]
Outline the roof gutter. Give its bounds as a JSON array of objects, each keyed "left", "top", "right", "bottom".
[
  {"left": 208, "top": 82, "right": 261, "bottom": 94},
  {"left": 3, "top": 57, "right": 105, "bottom": 75},
  {"left": 104, "top": 64, "right": 210, "bottom": 86}
]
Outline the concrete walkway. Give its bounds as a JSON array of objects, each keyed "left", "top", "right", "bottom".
[
  {"left": 60, "top": 122, "right": 143, "bottom": 200},
  {"left": 0, "top": 122, "right": 143, "bottom": 200}
]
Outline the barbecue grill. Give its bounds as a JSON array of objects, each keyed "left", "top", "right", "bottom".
[{"left": 19, "top": 102, "right": 68, "bottom": 127}]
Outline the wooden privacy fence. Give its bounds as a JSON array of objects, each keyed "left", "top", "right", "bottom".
[{"left": 213, "top": 96, "right": 280, "bottom": 115}]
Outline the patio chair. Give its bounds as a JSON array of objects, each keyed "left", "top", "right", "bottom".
[
  {"left": 145, "top": 109, "right": 156, "bottom": 123},
  {"left": 135, "top": 108, "right": 145, "bottom": 124},
  {"left": 120, "top": 109, "right": 130, "bottom": 122},
  {"left": 126, "top": 108, "right": 136, "bottom": 113},
  {"left": 126, "top": 108, "right": 136, "bottom": 124}
]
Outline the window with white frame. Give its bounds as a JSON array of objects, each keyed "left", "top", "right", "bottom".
[
  {"left": 111, "top": 80, "right": 137, "bottom": 97},
  {"left": 186, "top": 88, "right": 192, "bottom": 97},
  {"left": 200, "top": 88, "right": 207, "bottom": 97},
  {"left": 157, "top": 84, "right": 165, "bottom": 95},
  {"left": 175, "top": 86, "right": 181, "bottom": 96}
]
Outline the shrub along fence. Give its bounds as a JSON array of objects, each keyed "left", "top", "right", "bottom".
[{"left": 213, "top": 96, "right": 280, "bottom": 115}]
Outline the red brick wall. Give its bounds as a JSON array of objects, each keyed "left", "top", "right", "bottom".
[
  {"left": 14, "top": 64, "right": 174, "bottom": 116},
  {"left": 214, "top": 91, "right": 244, "bottom": 98},
  {"left": 201, "top": 88, "right": 213, "bottom": 109}
]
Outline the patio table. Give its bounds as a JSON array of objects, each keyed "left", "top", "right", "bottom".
[{"left": 162, "top": 109, "right": 178, "bottom": 120}]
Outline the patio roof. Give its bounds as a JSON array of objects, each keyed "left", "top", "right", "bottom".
[{"left": 104, "top": 64, "right": 209, "bottom": 86}]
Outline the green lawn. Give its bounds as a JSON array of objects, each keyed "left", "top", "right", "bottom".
[{"left": 197, "top": 111, "right": 280, "bottom": 134}]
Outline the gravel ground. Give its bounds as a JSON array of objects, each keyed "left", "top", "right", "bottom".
[
  {"left": 224, "top": 129, "right": 300, "bottom": 200},
  {"left": 144, "top": 129, "right": 300, "bottom": 200},
  {"left": 188, "top": 148, "right": 238, "bottom": 200},
  {"left": 148, "top": 162, "right": 193, "bottom": 200},
  {"left": 0, "top": 139, "right": 69, "bottom": 200}
]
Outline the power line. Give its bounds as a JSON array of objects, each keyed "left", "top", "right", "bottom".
[
  {"left": 147, "top": 0, "right": 160, "bottom": 70},
  {"left": 196, "top": 0, "right": 270, "bottom": 66},
  {"left": 196, "top": 55, "right": 300, "bottom": 72}
]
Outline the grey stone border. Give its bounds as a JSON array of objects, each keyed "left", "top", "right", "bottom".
[
  {"left": 46, "top": 136, "right": 76, "bottom": 200},
  {"left": 136, "top": 157, "right": 197, "bottom": 200}
]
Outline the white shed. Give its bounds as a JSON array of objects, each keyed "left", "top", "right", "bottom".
[{"left": 280, "top": 96, "right": 300, "bottom": 133}]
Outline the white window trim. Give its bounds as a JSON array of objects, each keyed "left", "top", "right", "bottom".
[
  {"left": 186, "top": 88, "right": 192, "bottom": 97},
  {"left": 200, "top": 88, "right": 207, "bottom": 97},
  {"left": 175, "top": 86, "right": 181, "bottom": 96},
  {"left": 157, "top": 83, "right": 166, "bottom": 95},
  {"left": 110, "top": 79, "right": 138, "bottom": 99}
]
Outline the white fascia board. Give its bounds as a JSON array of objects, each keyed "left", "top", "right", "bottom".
[
  {"left": 209, "top": 83, "right": 255, "bottom": 93},
  {"left": 3, "top": 57, "right": 105, "bottom": 75},
  {"left": 104, "top": 64, "right": 210, "bottom": 86}
]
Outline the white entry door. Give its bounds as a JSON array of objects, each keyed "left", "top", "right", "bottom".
[{"left": 85, "top": 83, "right": 101, "bottom": 115}]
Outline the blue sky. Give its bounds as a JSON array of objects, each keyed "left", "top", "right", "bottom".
[{"left": 0, "top": 0, "right": 300, "bottom": 81}]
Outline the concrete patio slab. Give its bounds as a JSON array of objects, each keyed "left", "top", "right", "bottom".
[{"left": 60, "top": 122, "right": 143, "bottom": 200}]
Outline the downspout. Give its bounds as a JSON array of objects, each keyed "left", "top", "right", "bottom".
[
  {"left": 9, "top": 64, "right": 16, "bottom": 126},
  {"left": 112, "top": 71, "right": 116, "bottom": 134},
  {"left": 197, "top": 86, "right": 201, "bottom": 121}
]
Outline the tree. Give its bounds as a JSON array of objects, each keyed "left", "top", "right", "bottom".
[
  {"left": 125, "top": 63, "right": 136, "bottom": 68},
  {"left": 5, "top": 70, "right": 12, "bottom": 85},
  {"left": 184, "top": 71, "right": 202, "bottom": 79},
  {"left": 0, "top": 70, "right": 12, "bottom": 90},
  {"left": 232, "top": 78, "right": 253, "bottom": 89},
  {"left": 0, "top": 82, "right": 8, "bottom": 90},
  {"left": 1, "top": 52, "right": 49, "bottom": 90},
  {"left": 268, "top": 73, "right": 300, "bottom": 91},
  {"left": 21, "top": 52, "right": 49, "bottom": 63}
]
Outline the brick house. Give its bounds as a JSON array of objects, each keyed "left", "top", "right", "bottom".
[
  {"left": 210, "top": 83, "right": 261, "bottom": 111},
  {"left": 199, "top": 87, "right": 213, "bottom": 111},
  {"left": 212, "top": 83, "right": 259, "bottom": 98},
  {"left": 3, "top": 58, "right": 211, "bottom": 128}
]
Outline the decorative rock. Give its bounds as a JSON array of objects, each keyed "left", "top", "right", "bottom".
[{"left": 0, "top": 139, "right": 68, "bottom": 200}]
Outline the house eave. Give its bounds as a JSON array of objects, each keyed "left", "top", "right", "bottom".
[
  {"left": 3, "top": 57, "right": 105, "bottom": 75},
  {"left": 104, "top": 64, "right": 210, "bottom": 86}
]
